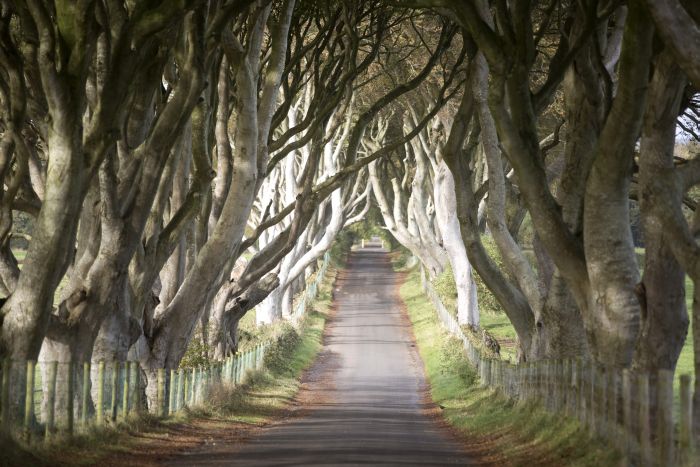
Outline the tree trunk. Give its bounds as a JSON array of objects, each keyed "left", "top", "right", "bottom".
[
  {"left": 434, "top": 160, "right": 479, "bottom": 326},
  {"left": 582, "top": 6, "right": 653, "bottom": 366},
  {"left": 1, "top": 128, "right": 85, "bottom": 361},
  {"left": 634, "top": 50, "right": 689, "bottom": 371}
]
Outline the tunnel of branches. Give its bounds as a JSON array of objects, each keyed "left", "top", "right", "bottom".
[{"left": 0, "top": 0, "right": 699, "bottom": 422}]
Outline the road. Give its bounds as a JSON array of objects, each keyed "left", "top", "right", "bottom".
[{"left": 169, "top": 247, "right": 469, "bottom": 466}]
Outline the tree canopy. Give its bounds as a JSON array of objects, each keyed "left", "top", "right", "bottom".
[{"left": 0, "top": 0, "right": 699, "bottom": 424}]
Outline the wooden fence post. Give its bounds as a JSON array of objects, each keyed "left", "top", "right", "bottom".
[
  {"left": 481, "top": 359, "right": 491, "bottom": 387},
  {"left": 169, "top": 369, "right": 176, "bottom": 415},
  {"left": 493, "top": 359, "right": 499, "bottom": 389},
  {"left": 122, "top": 362, "right": 131, "bottom": 418},
  {"left": 520, "top": 363, "right": 528, "bottom": 401},
  {"left": 638, "top": 373, "right": 652, "bottom": 466},
  {"left": 550, "top": 361, "right": 557, "bottom": 410},
  {"left": 595, "top": 365, "right": 606, "bottom": 438},
  {"left": 543, "top": 361, "right": 552, "bottom": 411},
  {"left": 492, "top": 359, "right": 499, "bottom": 390},
  {"left": 551, "top": 361, "right": 558, "bottom": 411},
  {"left": 195, "top": 367, "right": 202, "bottom": 404},
  {"left": 110, "top": 361, "right": 119, "bottom": 422},
  {"left": 657, "top": 369, "right": 674, "bottom": 466},
  {"left": 505, "top": 363, "right": 512, "bottom": 397},
  {"left": 82, "top": 361, "right": 90, "bottom": 427},
  {"left": 23, "top": 360, "right": 35, "bottom": 443},
  {"left": 157, "top": 369, "right": 166, "bottom": 417},
  {"left": 563, "top": 360, "right": 571, "bottom": 415},
  {"left": 477, "top": 358, "right": 483, "bottom": 386},
  {"left": 190, "top": 367, "right": 196, "bottom": 404},
  {"left": 679, "top": 374, "right": 693, "bottom": 466},
  {"left": 66, "top": 362, "right": 74, "bottom": 435},
  {"left": 132, "top": 362, "right": 141, "bottom": 414},
  {"left": 607, "top": 368, "right": 619, "bottom": 441},
  {"left": 109, "top": 360, "right": 121, "bottom": 422},
  {"left": 96, "top": 361, "right": 105, "bottom": 425},
  {"left": 576, "top": 359, "right": 585, "bottom": 425},
  {"left": 197, "top": 366, "right": 203, "bottom": 404},
  {"left": 500, "top": 360, "right": 505, "bottom": 391},
  {"left": 177, "top": 369, "right": 184, "bottom": 411},
  {"left": 498, "top": 360, "right": 504, "bottom": 392},
  {"left": 621, "top": 369, "right": 633, "bottom": 464},
  {"left": 128, "top": 361, "right": 138, "bottom": 414},
  {"left": 45, "top": 361, "right": 58, "bottom": 439},
  {"left": 585, "top": 361, "right": 595, "bottom": 432},
  {"left": 1, "top": 358, "right": 10, "bottom": 432},
  {"left": 556, "top": 361, "right": 565, "bottom": 411},
  {"left": 183, "top": 371, "right": 190, "bottom": 408}
]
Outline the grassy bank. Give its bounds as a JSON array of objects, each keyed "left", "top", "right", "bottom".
[
  {"left": 400, "top": 266, "right": 620, "bottom": 466},
  {"left": 2, "top": 255, "right": 343, "bottom": 467},
  {"left": 432, "top": 246, "right": 695, "bottom": 405}
]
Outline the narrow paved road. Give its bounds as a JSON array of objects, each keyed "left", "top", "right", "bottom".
[{"left": 171, "top": 247, "right": 469, "bottom": 466}]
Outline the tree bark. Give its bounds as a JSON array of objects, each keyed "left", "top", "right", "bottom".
[
  {"left": 434, "top": 159, "right": 479, "bottom": 326},
  {"left": 634, "top": 50, "right": 689, "bottom": 371}
]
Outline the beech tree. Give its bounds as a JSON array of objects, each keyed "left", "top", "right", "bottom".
[
  {"left": 400, "top": 0, "right": 700, "bottom": 375},
  {"left": 2, "top": 0, "right": 700, "bottom": 423}
]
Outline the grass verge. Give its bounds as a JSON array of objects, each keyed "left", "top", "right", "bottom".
[
  {"left": 2, "top": 256, "right": 343, "bottom": 467},
  {"left": 400, "top": 266, "right": 621, "bottom": 467}
]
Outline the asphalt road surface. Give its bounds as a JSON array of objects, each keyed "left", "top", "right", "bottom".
[{"left": 170, "top": 246, "right": 469, "bottom": 466}]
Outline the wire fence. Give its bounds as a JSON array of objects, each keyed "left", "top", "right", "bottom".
[
  {"left": 420, "top": 266, "right": 698, "bottom": 467},
  {"left": 0, "top": 252, "right": 331, "bottom": 445}
]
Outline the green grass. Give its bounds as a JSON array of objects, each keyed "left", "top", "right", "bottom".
[
  {"left": 436, "top": 245, "right": 695, "bottom": 387},
  {"left": 13, "top": 248, "right": 26, "bottom": 262},
  {"left": 6, "top": 254, "right": 343, "bottom": 466},
  {"left": 400, "top": 266, "right": 620, "bottom": 466},
  {"left": 480, "top": 312, "right": 519, "bottom": 362},
  {"left": 199, "top": 294, "right": 332, "bottom": 425}
]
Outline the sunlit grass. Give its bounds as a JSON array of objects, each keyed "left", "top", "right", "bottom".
[
  {"left": 479, "top": 312, "right": 519, "bottom": 362},
  {"left": 400, "top": 266, "right": 620, "bottom": 466}
]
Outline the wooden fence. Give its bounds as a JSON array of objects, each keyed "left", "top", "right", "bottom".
[
  {"left": 291, "top": 251, "right": 330, "bottom": 324},
  {"left": 420, "top": 267, "right": 698, "bottom": 466},
  {"left": 0, "top": 252, "right": 331, "bottom": 444}
]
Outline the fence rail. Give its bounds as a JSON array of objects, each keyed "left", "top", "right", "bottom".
[
  {"left": 420, "top": 267, "right": 698, "bottom": 466},
  {"left": 0, "top": 252, "right": 331, "bottom": 444}
]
